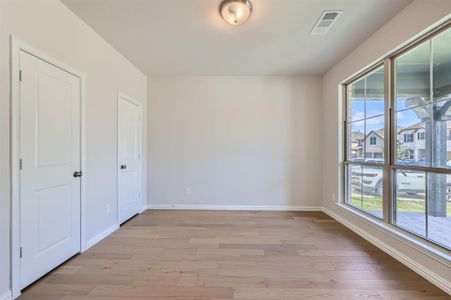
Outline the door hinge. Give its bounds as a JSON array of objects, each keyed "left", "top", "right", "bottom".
[
  {"left": 19, "top": 159, "right": 23, "bottom": 170},
  {"left": 20, "top": 247, "right": 23, "bottom": 258},
  {"left": 19, "top": 70, "right": 22, "bottom": 82}
]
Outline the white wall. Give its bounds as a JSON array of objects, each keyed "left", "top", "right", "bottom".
[
  {"left": 0, "top": 0, "right": 147, "bottom": 296},
  {"left": 322, "top": 0, "right": 451, "bottom": 292},
  {"left": 148, "top": 76, "right": 322, "bottom": 210},
  {"left": 1, "top": 0, "right": 449, "bottom": 297}
]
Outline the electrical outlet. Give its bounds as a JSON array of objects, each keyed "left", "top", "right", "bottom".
[
  {"left": 184, "top": 187, "right": 191, "bottom": 196},
  {"left": 331, "top": 193, "right": 336, "bottom": 202},
  {"left": 106, "top": 203, "right": 112, "bottom": 214}
]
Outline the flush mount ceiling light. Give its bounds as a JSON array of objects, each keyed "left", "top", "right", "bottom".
[{"left": 220, "top": 0, "right": 252, "bottom": 26}]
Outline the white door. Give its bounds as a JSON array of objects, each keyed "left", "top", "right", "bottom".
[
  {"left": 118, "top": 96, "right": 142, "bottom": 224},
  {"left": 19, "top": 51, "right": 81, "bottom": 288}
]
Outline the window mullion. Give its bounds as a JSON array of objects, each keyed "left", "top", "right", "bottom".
[
  {"left": 363, "top": 78, "right": 367, "bottom": 161},
  {"left": 383, "top": 58, "right": 392, "bottom": 224},
  {"left": 342, "top": 83, "right": 349, "bottom": 205}
]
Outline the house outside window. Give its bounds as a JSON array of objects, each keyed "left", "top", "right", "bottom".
[
  {"left": 370, "top": 137, "right": 377, "bottom": 145},
  {"left": 417, "top": 132, "right": 425, "bottom": 140}
]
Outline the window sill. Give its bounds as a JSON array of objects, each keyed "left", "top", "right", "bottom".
[{"left": 334, "top": 202, "right": 451, "bottom": 267}]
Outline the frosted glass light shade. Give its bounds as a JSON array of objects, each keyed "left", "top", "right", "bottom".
[{"left": 220, "top": 0, "right": 252, "bottom": 26}]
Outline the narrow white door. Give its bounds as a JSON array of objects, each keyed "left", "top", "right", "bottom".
[
  {"left": 118, "top": 96, "right": 142, "bottom": 224},
  {"left": 19, "top": 51, "right": 81, "bottom": 288}
]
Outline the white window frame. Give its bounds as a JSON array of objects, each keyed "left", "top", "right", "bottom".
[{"left": 342, "top": 21, "right": 451, "bottom": 252}]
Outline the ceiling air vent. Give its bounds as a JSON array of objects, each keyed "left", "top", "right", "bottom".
[{"left": 310, "top": 10, "right": 342, "bottom": 35}]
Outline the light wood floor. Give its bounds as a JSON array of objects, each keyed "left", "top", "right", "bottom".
[{"left": 19, "top": 210, "right": 449, "bottom": 300}]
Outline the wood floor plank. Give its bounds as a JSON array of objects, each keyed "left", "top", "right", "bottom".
[{"left": 18, "top": 210, "right": 449, "bottom": 300}]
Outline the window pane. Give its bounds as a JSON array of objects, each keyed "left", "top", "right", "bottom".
[
  {"left": 396, "top": 41, "right": 431, "bottom": 110},
  {"left": 432, "top": 100, "right": 451, "bottom": 168},
  {"left": 426, "top": 172, "right": 451, "bottom": 248},
  {"left": 347, "top": 165, "right": 383, "bottom": 218},
  {"left": 347, "top": 66, "right": 385, "bottom": 164},
  {"left": 394, "top": 170, "right": 426, "bottom": 237},
  {"left": 362, "top": 166, "right": 383, "bottom": 218},
  {"left": 349, "top": 78, "right": 365, "bottom": 122},
  {"left": 348, "top": 121, "right": 364, "bottom": 161},
  {"left": 348, "top": 165, "right": 363, "bottom": 209},
  {"left": 396, "top": 105, "right": 431, "bottom": 166},
  {"left": 365, "top": 66, "right": 385, "bottom": 118},
  {"left": 365, "top": 115, "right": 384, "bottom": 162},
  {"left": 433, "top": 27, "right": 451, "bottom": 102}
]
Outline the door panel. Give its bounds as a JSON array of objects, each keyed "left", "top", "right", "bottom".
[
  {"left": 37, "top": 73, "right": 72, "bottom": 166},
  {"left": 118, "top": 96, "right": 142, "bottom": 224},
  {"left": 19, "top": 51, "right": 81, "bottom": 289},
  {"left": 35, "top": 184, "right": 72, "bottom": 253}
]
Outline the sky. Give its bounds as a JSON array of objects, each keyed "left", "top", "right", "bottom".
[{"left": 350, "top": 98, "right": 426, "bottom": 134}]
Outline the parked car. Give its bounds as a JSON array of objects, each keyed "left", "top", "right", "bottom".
[
  {"left": 351, "top": 165, "right": 384, "bottom": 195},
  {"left": 397, "top": 170, "right": 426, "bottom": 195},
  {"left": 350, "top": 166, "right": 449, "bottom": 196}
]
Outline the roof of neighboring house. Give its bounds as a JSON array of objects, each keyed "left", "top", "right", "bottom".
[
  {"left": 351, "top": 131, "right": 364, "bottom": 140},
  {"left": 362, "top": 127, "right": 405, "bottom": 140},
  {"left": 365, "top": 130, "right": 384, "bottom": 140},
  {"left": 398, "top": 122, "right": 424, "bottom": 134},
  {"left": 398, "top": 120, "right": 451, "bottom": 134}
]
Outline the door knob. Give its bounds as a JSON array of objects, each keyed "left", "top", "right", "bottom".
[
  {"left": 120, "top": 165, "right": 127, "bottom": 170},
  {"left": 73, "top": 171, "right": 82, "bottom": 178}
]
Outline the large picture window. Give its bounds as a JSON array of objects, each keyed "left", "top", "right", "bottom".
[{"left": 344, "top": 24, "right": 451, "bottom": 250}]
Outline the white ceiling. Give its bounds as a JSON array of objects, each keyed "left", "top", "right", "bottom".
[{"left": 61, "top": 0, "right": 412, "bottom": 76}]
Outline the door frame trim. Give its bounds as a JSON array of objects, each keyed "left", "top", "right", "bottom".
[
  {"left": 117, "top": 92, "right": 144, "bottom": 225},
  {"left": 10, "top": 36, "right": 87, "bottom": 298}
]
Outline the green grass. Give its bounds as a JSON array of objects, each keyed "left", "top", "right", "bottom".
[{"left": 350, "top": 195, "right": 451, "bottom": 215}]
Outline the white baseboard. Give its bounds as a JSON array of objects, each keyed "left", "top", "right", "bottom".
[
  {"left": 84, "top": 223, "right": 119, "bottom": 251},
  {"left": 322, "top": 207, "right": 451, "bottom": 295},
  {"left": 0, "top": 290, "right": 12, "bottom": 300},
  {"left": 146, "top": 204, "right": 322, "bottom": 211}
]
